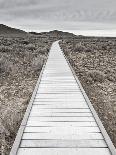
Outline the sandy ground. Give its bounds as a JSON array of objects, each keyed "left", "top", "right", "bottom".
[
  {"left": 60, "top": 38, "right": 116, "bottom": 147},
  {"left": 0, "top": 35, "right": 54, "bottom": 155}
]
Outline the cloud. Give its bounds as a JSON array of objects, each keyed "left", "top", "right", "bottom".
[{"left": 0, "top": 0, "right": 116, "bottom": 31}]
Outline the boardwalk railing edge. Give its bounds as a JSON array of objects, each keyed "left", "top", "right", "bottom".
[
  {"left": 9, "top": 45, "right": 52, "bottom": 155},
  {"left": 60, "top": 42, "right": 116, "bottom": 155}
]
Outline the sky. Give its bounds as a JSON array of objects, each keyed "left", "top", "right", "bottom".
[{"left": 0, "top": 0, "right": 116, "bottom": 36}]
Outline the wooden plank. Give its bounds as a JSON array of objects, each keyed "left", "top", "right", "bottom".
[
  {"left": 24, "top": 126, "right": 100, "bottom": 133},
  {"left": 20, "top": 139, "right": 107, "bottom": 148},
  {"left": 35, "top": 93, "right": 84, "bottom": 98},
  {"left": 38, "top": 87, "right": 80, "bottom": 90},
  {"left": 17, "top": 148, "right": 111, "bottom": 155},
  {"left": 38, "top": 83, "right": 80, "bottom": 88},
  {"left": 41, "top": 79, "right": 75, "bottom": 81},
  {"left": 35, "top": 94, "right": 84, "bottom": 99},
  {"left": 41, "top": 77, "right": 75, "bottom": 80},
  {"left": 42, "top": 74, "right": 73, "bottom": 76},
  {"left": 27, "top": 116, "right": 95, "bottom": 122},
  {"left": 22, "top": 132, "right": 103, "bottom": 140},
  {"left": 26, "top": 121, "right": 98, "bottom": 127},
  {"left": 34, "top": 98, "right": 86, "bottom": 102},
  {"left": 33, "top": 101, "right": 86, "bottom": 104},
  {"left": 30, "top": 112, "right": 92, "bottom": 117},
  {"left": 37, "top": 89, "right": 80, "bottom": 93},
  {"left": 39, "top": 83, "right": 79, "bottom": 86},
  {"left": 33, "top": 102, "right": 88, "bottom": 105},
  {"left": 40, "top": 81, "right": 77, "bottom": 84},
  {"left": 40, "top": 79, "right": 76, "bottom": 81},
  {"left": 31, "top": 108, "right": 91, "bottom": 113},
  {"left": 42, "top": 75, "right": 74, "bottom": 78},
  {"left": 39, "top": 84, "right": 79, "bottom": 89},
  {"left": 32, "top": 103, "right": 88, "bottom": 109},
  {"left": 32, "top": 101, "right": 88, "bottom": 105},
  {"left": 40, "top": 83, "right": 77, "bottom": 85},
  {"left": 37, "top": 90, "right": 81, "bottom": 93},
  {"left": 38, "top": 86, "right": 79, "bottom": 89}
]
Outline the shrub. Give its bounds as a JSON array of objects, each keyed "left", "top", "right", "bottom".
[
  {"left": 74, "top": 44, "right": 85, "bottom": 52},
  {"left": 0, "top": 56, "right": 12, "bottom": 75},
  {"left": 105, "top": 69, "right": 116, "bottom": 82},
  {"left": 21, "top": 40, "right": 29, "bottom": 45},
  {"left": 26, "top": 44, "right": 36, "bottom": 51},
  {"left": 32, "top": 56, "right": 44, "bottom": 73},
  {"left": 87, "top": 70, "right": 106, "bottom": 83},
  {"left": 0, "top": 46, "right": 12, "bottom": 53}
]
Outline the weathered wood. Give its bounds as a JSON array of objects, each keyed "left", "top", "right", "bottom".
[
  {"left": 17, "top": 148, "right": 111, "bottom": 155},
  {"left": 35, "top": 93, "right": 84, "bottom": 99},
  {"left": 26, "top": 121, "right": 98, "bottom": 127},
  {"left": 30, "top": 112, "right": 92, "bottom": 117},
  {"left": 22, "top": 132, "right": 103, "bottom": 140},
  {"left": 20, "top": 139, "right": 106, "bottom": 148},
  {"left": 34, "top": 98, "right": 86, "bottom": 102},
  {"left": 31, "top": 108, "right": 91, "bottom": 113},
  {"left": 27, "top": 116, "right": 95, "bottom": 122},
  {"left": 32, "top": 104, "right": 89, "bottom": 108},
  {"left": 24, "top": 126, "right": 100, "bottom": 133}
]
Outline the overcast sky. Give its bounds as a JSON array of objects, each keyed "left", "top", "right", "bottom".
[{"left": 0, "top": 0, "right": 116, "bottom": 35}]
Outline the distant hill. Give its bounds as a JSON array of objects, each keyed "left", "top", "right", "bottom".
[
  {"left": 0, "top": 24, "right": 82, "bottom": 39},
  {"left": 48, "top": 30, "right": 77, "bottom": 38},
  {"left": 29, "top": 30, "right": 78, "bottom": 39},
  {"left": 0, "top": 24, "right": 27, "bottom": 37}
]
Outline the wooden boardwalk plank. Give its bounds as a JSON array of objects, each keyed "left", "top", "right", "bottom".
[
  {"left": 31, "top": 108, "right": 91, "bottom": 113},
  {"left": 22, "top": 132, "right": 103, "bottom": 140},
  {"left": 26, "top": 121, "right": 98, "bottom": 127},
  {"left": 24, "top": 126, "right": 100, "bottom": 133},
  {"left": 20, "top": 139, "right": 107, "bottom": 148},
  {"left": 27, "top": 116, "right": 95, "bottom": 122},
  {"left": 30, "top": 113, "right": 92, "bottom": 117},
  {"left": 33, "top": 102, "right": 88, "bottom": 106},
  {"left": 17, "top": 148, "right": 111, "bottom": 155}
]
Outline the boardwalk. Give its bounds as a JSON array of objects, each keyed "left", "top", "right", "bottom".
[{"left": 10, "top": 41, "right": 115, "bottom": 155}]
